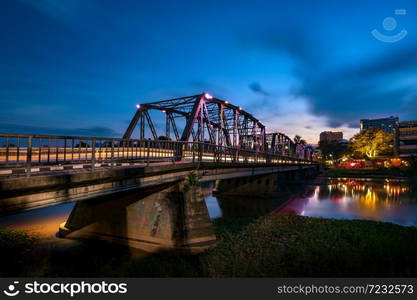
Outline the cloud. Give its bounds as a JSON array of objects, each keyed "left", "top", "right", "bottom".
[
  {"left": 259, "top": 96, "right": 358, "bottom": 144},
  {"left": 347, "top": 122, "right": 360, "bottom": 129},
  {"left": 74, "top": 126, "right": 120, "bottom": 137},
  {"left": 296, "top": 39, "right": 417, "bottom": 125},
  {"left": 240, "top": 22, "right": 320, "bottom": 70},
  {"left": 241, "top": 24, "right": 417, "bottom": 127},
  {"left": 297, "top": 49, "right": 417, "bottom": 126},
  {"left": 327, "top": 120, "right": 343, "bottom": 128},
  {"left": 0, "top": 123, "right": 120, "bottom": 137},
  {"left": 249, "top": 82, "right": 269, "bottom": 96}
]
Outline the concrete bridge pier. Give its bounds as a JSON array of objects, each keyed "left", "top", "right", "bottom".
[{"left": 59, "top": 181, "right": 216, "bottom": 254}]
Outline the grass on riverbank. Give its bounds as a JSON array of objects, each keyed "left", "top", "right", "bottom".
[
  {"left": 2, "top": 214, "right": 417, "bottom": 277},
  {"left": 201, "top": 215, "right": 417, "bottom": 277},
  {"left": 0, "top": 228, "right": 36, "bottom": 276}
]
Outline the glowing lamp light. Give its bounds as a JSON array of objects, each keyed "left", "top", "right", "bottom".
[
  {"left": 238, "top": 107, "right": 243, "bottom": 110},
  {"left": 204, "top": 92, "right": 213, "bottom": 99},
  {"left": 224, "top": 101, "right": 229, "bottom": 104},
  {"left": 162, "top": 110, "right": 166, "bottom": 113},
  {"left": 136, "top": 104, "right": 140, "bottom": 109}
]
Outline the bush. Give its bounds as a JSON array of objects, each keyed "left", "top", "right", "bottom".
[
  {"left": 0, "top": 228, "right": 37, "bottom": 276},
  {"left": 200, "top": 215, "right": 417, "bottom": 277}
]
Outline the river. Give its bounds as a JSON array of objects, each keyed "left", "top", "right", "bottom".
[{"left": 1, "top": 177, "right": 416, "bottom": 238}]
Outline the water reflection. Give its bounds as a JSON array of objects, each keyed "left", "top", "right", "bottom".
[
  {"left": 215, "top": 196, "right": 287, "bottom": 218},
  {"left": 277, "top": 178, "right": 417, "bottom": 227},
  {"left": 205, "top": 190, "right": 298, "bottom": 219},
  {"left": 205, "top": 195, "right": 223, "bottom": 219}
]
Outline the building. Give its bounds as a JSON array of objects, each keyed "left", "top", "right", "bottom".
[
  {"left": 395, "top": 120, "right": 417, "bottom": 157},
  {"left": 319, "top": 131, "right": 343, "bottom": 143},
  {"left": 360, "top": 116, "right": 398, "bottom": 133}
]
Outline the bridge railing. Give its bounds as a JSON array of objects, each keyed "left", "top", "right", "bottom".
[{"left": 0, "top": 133, "right": 315, "bottom": 176}]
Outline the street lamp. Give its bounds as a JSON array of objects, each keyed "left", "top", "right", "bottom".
[{"left": 204, "top": 93, "right": 213, "bottom": 99}]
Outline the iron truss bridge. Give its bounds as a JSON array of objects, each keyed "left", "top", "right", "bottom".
[{"left": 0, "top": 93, "right": 316, "bottom": 177}]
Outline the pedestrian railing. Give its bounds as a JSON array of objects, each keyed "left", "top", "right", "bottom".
[{"left": 0, "top": 133, "right": 315, "bottom": 177}]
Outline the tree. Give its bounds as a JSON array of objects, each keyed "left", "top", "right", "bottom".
[
  {"left": 293, "top": 135, "right": 306, "bottom": 145},
  {"left": 318, "top": 140, "right": 347, "bottom": 160},
  {"left": 349, "top": 128, "right": 393, "bottom": 159}
]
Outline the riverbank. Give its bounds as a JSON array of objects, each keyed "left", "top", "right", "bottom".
[{"left": 2, "top": 214, "right": 417, "bottom": 277}]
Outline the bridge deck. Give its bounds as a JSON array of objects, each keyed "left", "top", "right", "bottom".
[{"left": 0, "top": 159, "right": 317, "bottom": 215}]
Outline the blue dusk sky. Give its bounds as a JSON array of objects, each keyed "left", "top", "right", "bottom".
[{"left": 1, "top": 0, "right": 417, "bottom": 143}]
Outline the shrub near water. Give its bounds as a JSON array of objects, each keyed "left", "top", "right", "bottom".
[
  {"left": 201, "top": 215, "right": 417, "bottom": 277},
  {"left": 0, "top": 228, "right": 36, "bottom": 276}
]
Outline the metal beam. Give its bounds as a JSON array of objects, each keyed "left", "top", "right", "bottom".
[
  {"left": 180, "top": 96, "right": 203, "bottom": 142},
  {"left": 123, "top": 108, "right": 143, "bottom": 139}
]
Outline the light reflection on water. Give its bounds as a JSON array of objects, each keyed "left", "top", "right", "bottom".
[
  {"left": 276, "top": 178, "right": 417, "bottom": 227},
  {"left": 205, "top": 195, "right": 223, "bottom": 219}
]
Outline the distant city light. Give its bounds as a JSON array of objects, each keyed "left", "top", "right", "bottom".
[
  {"left": 136, "top": 104, "right": 140, "bottom": 109},
  {"left": 204, "top": 93, "right": 213, "bottom": 99}
]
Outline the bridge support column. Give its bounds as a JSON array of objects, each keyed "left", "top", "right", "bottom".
[{"left": 59, "top": 182, "right": 216, "bottom": 254}]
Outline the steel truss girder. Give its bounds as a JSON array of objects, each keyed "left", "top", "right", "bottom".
[
  {"left": 123, "top": 93, "right": 270, "bottom": 152},
  {"left": 266, "top": 132, "right": 294, "bottom": 156}
]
